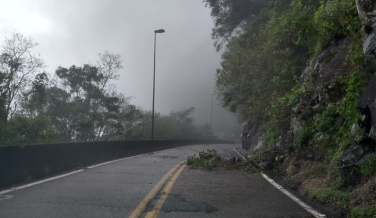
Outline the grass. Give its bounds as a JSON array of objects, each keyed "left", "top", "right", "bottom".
[
  {"left": 360, "top": 154, "right": 376, "bottom": 178},
  {"left": 284, "top": 158, "right": 376, "bottom": 216},
  {"left": 323, "top": 52, "right": 336, "bottom": 64},
  {"left": 350, "top": 207, "right": 376, "bottom": 218},
  {"left": 306, "top": 187, "right": 350, "bottom": 209}
]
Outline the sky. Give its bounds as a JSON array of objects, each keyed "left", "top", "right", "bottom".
[{"left": 0, "top": 0, "right": 239, "bottom": 134}]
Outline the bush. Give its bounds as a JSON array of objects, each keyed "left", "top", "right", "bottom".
[
  {"left": 186, "top": 149, "right": 221, "bottom": 170},
  {"left": 360, "top": 154, "right": 376, "bottom": 178},
  {"left": 313, "top": 0, "right": 361, "bottom": 54},
  {"left": 306, "top": 187, "right": 350, "bottom": 209},
  {"left": 295, "top": 127, "right": 313, "bottom": 148},
  {"left": 186, "top": 149, "right": 259, "bottom": 172},
  {"left": 350, "top": 207, "right": 376, "bottom": 218},
  {"left": 316, "top": 106, "right": 339, "bottom": 134},
  {"left": 2, "top": 115, "right": 62, "bottom": 145}
]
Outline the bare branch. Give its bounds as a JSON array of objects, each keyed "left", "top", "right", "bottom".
[
  {"left": 97, "top": 51, "right": 123, "bottom": 92},
  {"left": 0, "top": 31, "right": 45, "bottom": 121}
]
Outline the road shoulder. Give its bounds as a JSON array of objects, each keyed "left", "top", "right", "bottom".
[{"left": 145, "top": 168, "right": 314, "bottom": 218}]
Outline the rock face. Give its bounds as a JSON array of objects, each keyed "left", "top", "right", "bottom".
[
  {"left": 241, "top": 120, "right": 258, "bottom": 150},
  {"left": 356, "top": 0, "right": 376, "bottom": 141},
  {"left": 351, "top": 123, "right": 367, "bottom": 142},
  {"left": 357, "top": 74, "right": 376, "bottom": 140},
  {"left": 341, "top": 145, "right": 364, "bottom": 167},
  {"left": 356, "top": 0, "right": 376, "bottom": 55},
  {"left": 258, "top": 162, "right": 273, "bottom": 170},
  {"left": 300, "top": 37, "right": 353, "bottom": 106}
]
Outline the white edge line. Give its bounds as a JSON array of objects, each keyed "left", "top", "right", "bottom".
[
  {"left": 0, "top": 145, "right": 217, "bottom": 196},
  {"left": 0, "top": 169, "right": 84, "bottom": 195},
  {"left": 261, "top": 173, "right": 326, "bottom": 218},
  {"left": 233, "top": 147, "right": 326, "bottom": 218},
  {"left": 87, "top": 153, "right": 145, "bottom": 169},
  {"left": 233, "top": 147, "right": 246, "bottom": 159},
  {"left": 0, "top": 153, "right": 150, "bottom": 195}
]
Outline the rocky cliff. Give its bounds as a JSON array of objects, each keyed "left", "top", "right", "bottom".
[
  {"left": 356, "top": 0, "right": 376, "bottom": 141},
  {"left": 240, "top": 1, "right": 376, "bottom": 216}
]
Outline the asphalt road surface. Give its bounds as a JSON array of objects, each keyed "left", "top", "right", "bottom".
[{"left": 0, "top": 144, "right": 315, "bottom": 218}]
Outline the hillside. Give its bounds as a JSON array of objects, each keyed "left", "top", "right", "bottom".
[{"left": 206, "top": 0, "right": 376, "bottom": 216}]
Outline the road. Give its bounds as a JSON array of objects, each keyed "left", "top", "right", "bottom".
[{"left": 0, "top": 144, "right": 316, "bottom": 218}]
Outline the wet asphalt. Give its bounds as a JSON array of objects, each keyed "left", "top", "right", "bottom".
[{"left": 0, "top": 144, "right": 313, "bottom": 218}]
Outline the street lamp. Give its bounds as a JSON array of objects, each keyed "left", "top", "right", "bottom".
[
  {"left": 211, "top": 93, "right": 215, "bottom": 132},
  {"left": 151, "top": 29, "right": 165, "bottom": 140}
]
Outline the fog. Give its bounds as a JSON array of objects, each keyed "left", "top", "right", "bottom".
[{"left": 0, "top": 0, "right": 240, "bottom": 136}]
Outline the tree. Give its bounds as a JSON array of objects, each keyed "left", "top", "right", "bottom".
[
  {"left": 2, "top": 114, "right": 60, "bottom": 145},
  {"left": 53, "top": 63, "right": 129, "bottom": 141},
  {"left": 96, "top": 51, "right": 123, "bottom": 92},
  {"left": 125, "top": 110, "right": 157, "bottom": 140},
  {"left": 20, "top": 72, "right": 49, "bottom": 117},
  {"left": 116, "top": 104, "right": 144, "bottom": 140},
  {"left": 203, "top": 0, "right": 266, "bottom": 50},
  {"left": 17, "top": 51, "right": 126, "bottom": 142},
  {"left": 44, "top": 86, "right": 75, "bottom": 140},
  {"left": 0, "top": 32, "right": 44, "bottom": 122}
]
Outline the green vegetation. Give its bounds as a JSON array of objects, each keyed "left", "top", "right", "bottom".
[
  {"left": 205, "top": 0, "right": 374, "bottom": 215},
  {"left": 360, "top": 154, "right": 376, "bottom": 178},
  {"left": 186, "top": 149, "right": 258, "bottom": 171},
  {"left": 186, "top": 149, "right": 221, "bottom": 170},
  {"left": 306, "top": 187, "right": 350, "bottom": 209},
  {"left": 213, "top": 0, "right": 362, "bottom": 127},
  {"left": 0, "top": 32, "right": 216, "bottom": 146},
  {"left": 350, "top": 207, "right": 376, "bottom": 218},
  {"left": 295, "top": 127, "right": 313, "bottom": 148}
]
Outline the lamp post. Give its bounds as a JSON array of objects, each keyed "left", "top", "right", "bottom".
[
  {"left": 151, "top": 29, "right": 165, "bottom": 140},
  {"left": 211, "top": 93, "right": 215, "bottom": 132}
]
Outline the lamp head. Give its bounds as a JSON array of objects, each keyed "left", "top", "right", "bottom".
[{"left": 154, "top": 29, "right": 165, "bottom": 33}]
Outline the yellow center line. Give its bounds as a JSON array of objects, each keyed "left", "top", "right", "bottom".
[
  {"left": 145, "top": 164, "right": 187, "bottom": 218},
  {"left": 128, "top": 161, "right": 184, "bottom": 218}
]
